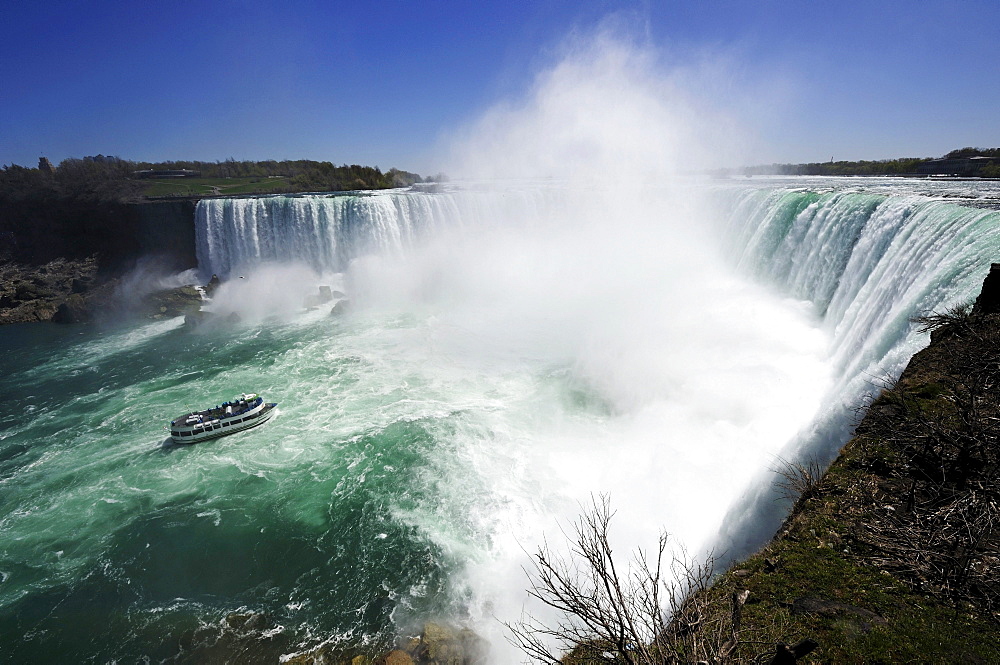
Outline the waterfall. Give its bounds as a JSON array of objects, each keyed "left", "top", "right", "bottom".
[
  {"left": 195, "top": 191, "right": 461, "bottom": 278},
  {"left": 710, "top": 182, "right": 1000, "bottom": 558},
  {"left": 718, "top": 185, "right": 1000, "bottom": 388},
  {"left": 194, "top": 183, "right": 1000, "bottom": 556},
  {"left": 5, "top": 180, "right": 999, "bottom": 662},
  {"left": 198, "top": 186, "right": 1000, "bottom": 381},
  {"left": 196, "top": 183, "right": 1000, "bottom": 397},
  {"left": 194, "top": 186, "right": 589, "bottom": 280}
]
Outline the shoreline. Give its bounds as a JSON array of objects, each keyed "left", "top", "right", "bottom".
[{"left": 692, "top": 265, "right": 1000, "bottom": 662}]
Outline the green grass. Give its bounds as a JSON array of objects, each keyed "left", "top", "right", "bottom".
[
  {"left": 701, "top": 426, "right": 1000, "bottom": 664},
  {"left": 140, "top": 176, "right": 293, "bottom": 198}
]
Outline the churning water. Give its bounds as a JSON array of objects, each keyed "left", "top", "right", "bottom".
[{"left": 3, "top": 175, "right": 1000, "bottom": 662}]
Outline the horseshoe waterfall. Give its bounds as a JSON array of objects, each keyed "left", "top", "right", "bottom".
[{"left": 2, "top": 178, "right": 999, "bottom": 662}]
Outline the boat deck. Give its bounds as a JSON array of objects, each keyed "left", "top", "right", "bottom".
[
  {"left": 169, "top": 403, "right": 277, "bottom": 443},
  {"left": 171, "top": 397, "right": 263, "bottom": 427}
]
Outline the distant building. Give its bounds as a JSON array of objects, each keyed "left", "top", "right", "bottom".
[
  {"left": 917, "top": 156, "right": 1000, "bottom": 176},
  {"left": 133, "top": 169, "right": 202, "bottom": 179},
  {"left": 38, "top": 157, "right": 55, "bottom": 174}
]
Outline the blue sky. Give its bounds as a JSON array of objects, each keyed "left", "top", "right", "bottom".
[{"left": 2, "top": 0, "right": 998, "bottom": 174}]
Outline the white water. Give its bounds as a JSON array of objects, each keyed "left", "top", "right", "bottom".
[
  {"left": 190, "top": 171, "right": 1000, "bottom": 661},
  {"left": 189, "top": 38, "right": 1000, "bottom": 660},
  {"left": 5, "top": 31, "right": 1000, "bottom": 664}
]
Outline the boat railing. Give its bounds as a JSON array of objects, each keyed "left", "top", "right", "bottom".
[{"left": 171, "top": 396, "right": 267, "bottom": 430}]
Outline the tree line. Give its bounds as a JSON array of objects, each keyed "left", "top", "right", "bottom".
[
  {"left": 735, "top": 147, "right": 1000, "bottom": 178},
  {"left": 0, "top": 155, "right": 429, "bottom": 203}
]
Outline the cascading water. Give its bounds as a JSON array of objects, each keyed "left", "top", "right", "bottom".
[
  {"left": 192, "top": 178, "right": 1000, "bottom": 621},
  {"left": 195, "top": 191, "right": 475, "bottom": 279},
  {"left": 197, "top": 177, "right": 1000, "bottom": 626},
  {"left": 718, "top": 181, "right": 1000, "bottom": 386},
  {"left": 197, "top": 183, "right": 1000, "bottom": 397},
  {"left": 710, "top": 179, "right": 1000, "bottom": 558},
  {"left": 3, "top": 177, "right": 1000, "bottom": 663}
]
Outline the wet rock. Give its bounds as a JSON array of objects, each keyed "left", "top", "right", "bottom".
[
  {"left": 378, "top": 651, "right": 413, "bottom": 665},
  {"left": 71, "top": 276, "right": 92, "bottom": 293},
  {"left": 224, "top": 611, "right": 267, "bottom": 633},
  {"left": 184, "top": 309, "right": 241, "bottom": 328},
  {"left": 305, "top": 285, "right": 336, "bottom": 308},
  {"left": 0, "top": 261, "right": 77, "bottom": 322},
  {"left": 141, "top": 285, "right": 203, "bottom": 318},
  {"left": 456, "top": 628, "right": 488, "bottom": 664},
  {"left": 204, "top": 273, "right": 221, "bottom": 296},
  {"left": 973, "top": 263, "right": 1000, "bottom": 315},
  {"left": 407, "top": 622, "right": 486, "bottom": 665},
  {"left": 15, "top": 281, "right": 54, "bottom": 300},
  {"left": 419, "top": 622, "right": 462, "bottom": 663},
  {"left": 1, "top": 257, "right": 98, "bottom": 323},
  {"left": 287, "top": 622, "right": 486, "bottom": 665},
  {"left": 330, "top": 299, "right": 352, "bottom": 317},
  {"left": 185, "top": 310, "right": 210, "bottom": 327},
  {"left": 53, "top": 293, "right": 90, "bottom": 323}
]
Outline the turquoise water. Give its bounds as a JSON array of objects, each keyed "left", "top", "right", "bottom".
[
  {"left": 4, "top": 179, "right": 1000, "bottom": 662},
  {"left": 0, "top": 313, "right": 487, "bottom": 661},
  {"left": 0, "top": 285, "right": 629, "bottom": 662}
]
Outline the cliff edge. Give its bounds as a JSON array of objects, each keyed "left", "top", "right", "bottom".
[
  {"left": 700, "top": 265, "right": 1000, "bottom": 663},
  {"left": 0, "top": 199, "right": 198, "bottom": 324}
]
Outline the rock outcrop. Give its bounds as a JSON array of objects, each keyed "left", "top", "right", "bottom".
[
  {"left": 330, "top": 299, "right": 352, "bottom": 317},
  {"left": 698, "top": 266, "right": 1000, "bottom": 663},
  {"left": 0, "top": 257, "right": 211, "bottom": 324},
  {"left": 972, "top": 261, "right": 1000, "bottom": 315},
  {"left": 284, "top": 622, "right": 486, "bottom": 665},
  {"left": 141, "top": 285, "right": 204, "bottom": 319},
  {"left": 0, "top": 257, "right": 99, "bottom": 323},
  {"left": 304, "top": 285, "right": 335, "bottom": 309}
]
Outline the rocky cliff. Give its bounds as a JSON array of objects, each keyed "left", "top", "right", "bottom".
[
  {"left": 0, "top": 199, "right": 198, "bottom": 323},
  {"left": 697, "top": 265, "right": 1000, "bottom": 663}
]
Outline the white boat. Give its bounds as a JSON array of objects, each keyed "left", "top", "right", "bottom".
[{"left": 169, "top": 392, "right": 277, "bottom": 444}]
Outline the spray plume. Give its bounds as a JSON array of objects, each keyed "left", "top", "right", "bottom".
[{"left": 337, "top": 30, "right": 833, "bottom": 660}]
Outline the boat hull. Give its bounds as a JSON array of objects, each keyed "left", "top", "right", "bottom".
[{"left": 170, "top": 402, "right": 277, "bottom": 444}]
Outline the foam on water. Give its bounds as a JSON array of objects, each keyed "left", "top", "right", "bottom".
[
  {"left": 4, "top": 176, "right": 1000, "bottom": 660},
  {"left": 5, "top": 33, "right": 1000, "bottom": 663}
]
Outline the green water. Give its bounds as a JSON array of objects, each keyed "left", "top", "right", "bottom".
[
  {"left": 9, "top": 179, "right": 995, "bottom": 663},
  {"left": 0, "top": 312, "right": 519, "bottom": 662}
]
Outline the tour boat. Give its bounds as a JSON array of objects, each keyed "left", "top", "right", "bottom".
[{"left": 169, "top": 392, "right": 277, "bottom": 444}]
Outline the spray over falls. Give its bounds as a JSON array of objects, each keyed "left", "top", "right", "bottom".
[
  {"left": 189, "top": 177, "right": 1000, "bottom": 647},
  {"left": 2, "top": 177, "right": 1000, "bottom": 662},
  {"left": 6, "top": 31, "right": 1000, "bottom": 661}
]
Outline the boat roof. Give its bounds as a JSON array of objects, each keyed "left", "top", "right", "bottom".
[{"left": 169, "top": 394, "right": 263, "bottom": 425}]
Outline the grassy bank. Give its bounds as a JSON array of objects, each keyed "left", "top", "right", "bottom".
[
  {"left": 697, "top": 288, "right": 1000, "bottom": 663},
  {"left": 509, "top": 269, "right": 1000, "bottom": 664},
  {"left": 140, "top": 176, "right": 293, "bottom": 198}
]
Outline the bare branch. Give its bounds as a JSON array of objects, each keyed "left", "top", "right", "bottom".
[{"left": 507, "top": 495, "right": 758, "bottom": 664}]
